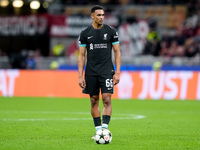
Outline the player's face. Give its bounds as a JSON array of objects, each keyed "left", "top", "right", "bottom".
[{"left": 92, "top": 9, "right": 104, "bottom": 25}]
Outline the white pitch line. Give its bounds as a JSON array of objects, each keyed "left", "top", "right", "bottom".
[
  {"left": 0, "top": 111, "right": 146, "bottom": 121},
  {"left": 2, "top": 116, "right": 145, "bottom": 122},
  {"left": 0, "top": 111, "right": 91, "bottom": 115},
  {"left": 2, "top": 118, "right": 91, "bottom": 121}
]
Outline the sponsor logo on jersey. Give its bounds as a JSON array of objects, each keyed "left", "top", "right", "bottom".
[
  {"left": 114, "top": 32, "right": 119, "bottom": 38},
  {"left": 94, "top": 43, "right": 107, "bottom": 49}
]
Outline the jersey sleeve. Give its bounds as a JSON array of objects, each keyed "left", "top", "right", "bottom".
[
  {"left": 79, "top": 31, "right": 87, "bottom": 47},
  {"left": 111, "top": 27, "right": 119, "bottom": 45}
]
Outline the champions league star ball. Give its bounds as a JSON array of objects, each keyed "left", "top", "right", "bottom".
[{"left": 94, "top": 128, "right": 112, "bottom": 144}]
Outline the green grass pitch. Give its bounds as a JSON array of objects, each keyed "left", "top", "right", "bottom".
[{"left": 0, "top": 97, "right": 200, "bottom": 150}]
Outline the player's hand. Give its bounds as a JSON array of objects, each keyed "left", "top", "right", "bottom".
[
  {"left": 79, "top": 76, "right": 86, "bottom": 88},
  {"left": 113, "top": 73, "right": 120, "bottom": 86}
]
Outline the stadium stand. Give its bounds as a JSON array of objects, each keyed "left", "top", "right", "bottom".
[{"left": 0, "top": 0, "right": 199, "bottom": 69}]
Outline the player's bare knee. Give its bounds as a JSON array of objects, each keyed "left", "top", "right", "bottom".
[
  {"left": 91, "top": 100, "right": 98, "bottom": 107},
  {"left": 103, "top": 96, "right": 111, "bottom": 107},
  {"left": 90, "top": 95, "right": 99, "bottom": 107}
]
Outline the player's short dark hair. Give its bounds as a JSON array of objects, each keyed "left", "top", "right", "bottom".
[{"left": 91, "top": 5, "right": 104, "bottom": 14}]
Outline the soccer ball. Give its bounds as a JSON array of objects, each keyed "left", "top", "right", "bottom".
[{"left": 94, "top": 128, "right": 112, "bottom": 144}]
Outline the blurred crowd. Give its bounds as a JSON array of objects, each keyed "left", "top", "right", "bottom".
[
  {"left": 65, "top": 0, "right": 187, "bottom": 5},
  {"left": 0, "top": 48, "right": 41, "bottom": 69},
  {"left": 0, "top": 0, "right": 200, "bottom": 69},
  {"left": 143, "top": 20, "right": 200, "bottom": 58},
  {"left": 143, "top": 0, "right": 200, "bottom": 57}
]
